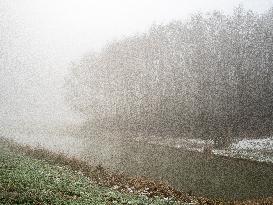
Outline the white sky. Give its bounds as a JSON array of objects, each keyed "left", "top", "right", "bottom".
[
  {"left": 1, "top": 0, "right": 273, "bottom": 126},
  {"left": 13, "top": 0, "right": 273, "bottom": 55}
]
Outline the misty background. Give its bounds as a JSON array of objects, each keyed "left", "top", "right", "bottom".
[
  {"left": 0, "top": 0, "right": 272, "bottom": 129},
  {"left": 1, "top": 1, "right": 273, "bottom": 200}
]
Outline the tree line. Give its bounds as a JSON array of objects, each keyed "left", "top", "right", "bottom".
[{"left": 65, "top": 7, "right": 273, "bottom": 147}]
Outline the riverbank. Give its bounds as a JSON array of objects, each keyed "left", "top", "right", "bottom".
[
  {"left": 133, "top": 134, "right": 273, "bottom": 164},
  {"left": 1, "top": 137, "right": 273, "bottom": 204},
  {"left": 0, "top": 138, "right": 187, "bottom": 204},
  {"left": 1, "top": 137, "right": 221, "bottom": 204}
]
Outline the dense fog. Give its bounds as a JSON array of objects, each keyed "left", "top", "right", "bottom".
[
  {"left": 1, "top": 0, "right": 273, "bottom": 201},
  {"left": 66, "top": 7, "right": 273, "bottom": 148},
  {"left": 0, "top": 0, "right": 271, "bottom": 131}
]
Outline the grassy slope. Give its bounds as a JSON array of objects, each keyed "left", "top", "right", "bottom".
[
  {"left": 1, "top": 138, "right": 273, "bottom": 205},
  {"left": 0, "top": 141, "right": 178, "bottom": 205}
]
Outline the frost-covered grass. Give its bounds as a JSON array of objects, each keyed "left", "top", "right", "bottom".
[{"left": 0, "top": 141, "right": 179, "bottom": 205}]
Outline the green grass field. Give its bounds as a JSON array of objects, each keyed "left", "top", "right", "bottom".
[{"left": 0, "top": 140, "right": 179, "bottom": 205}]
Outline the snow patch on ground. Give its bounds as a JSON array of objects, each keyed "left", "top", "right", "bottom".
[
  {"left": 214, "top": 137, "right": 273, "bottom": 163},
  {"left": 134, "top": 135, "right": 212, "bottom": 152},
  {"left": 230, "top": 137, "right": 273, "bottom": 151},
  {"left": 134, "top": 135, "right": 273, "bottom": 163}
]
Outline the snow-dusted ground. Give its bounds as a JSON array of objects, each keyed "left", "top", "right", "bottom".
[
  {"left": 2, "top": 127, "right": 273, "bottom": 164},
  {"left": 134, "top": 135, "right": 273, "bottom": 163},
  {"left": 134, "top": 135, "right": 212, "bottom": 152},
  {"left": 214, "top": 137, "right": 273, "bottom": 163}
]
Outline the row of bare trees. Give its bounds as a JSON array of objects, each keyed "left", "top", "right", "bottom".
[{"left": 66, "top": 7, "right": 273, "bottom": 147}]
